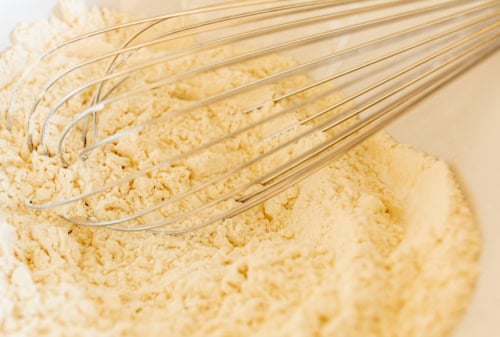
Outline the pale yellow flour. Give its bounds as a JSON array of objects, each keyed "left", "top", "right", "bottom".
[{"left": 0, "top": 2, "right": 480, "bottom": 337}]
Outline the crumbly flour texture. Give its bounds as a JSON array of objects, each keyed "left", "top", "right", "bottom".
[{"left": 0, "top": 2, "right": 481, "bottom": 337}]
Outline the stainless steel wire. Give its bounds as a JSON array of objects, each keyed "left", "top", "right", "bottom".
[{"left": 9, "top": 0, "right": 499, "bottom": 233}]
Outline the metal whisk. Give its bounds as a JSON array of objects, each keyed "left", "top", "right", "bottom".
[{"left": 8, "top": 0, "right": 499, "bottom": 233}]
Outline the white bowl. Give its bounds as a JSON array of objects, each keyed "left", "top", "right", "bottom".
[{"left": 1, "top": 1, "right": 498, "bottom": 336}]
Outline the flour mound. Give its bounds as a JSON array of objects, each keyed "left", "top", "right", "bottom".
[{"left": 0, "top": 2, "right": 480, "bottom": 337}]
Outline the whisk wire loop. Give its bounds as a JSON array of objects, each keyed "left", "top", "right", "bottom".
[{"left": 13, "top": 0, "right": 499, "bottom": 233}]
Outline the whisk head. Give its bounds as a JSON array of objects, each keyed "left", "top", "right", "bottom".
[{"left": 8, "top": 0, "right": 499, "bottom": 233}]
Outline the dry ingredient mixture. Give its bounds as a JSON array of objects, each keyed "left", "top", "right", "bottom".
[{"left": 0, "top": 2, "right": 481, "bottom": 337}]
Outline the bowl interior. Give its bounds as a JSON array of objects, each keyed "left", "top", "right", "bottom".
[{"left": 0, "top": 1, "right": 498, "bottom": 336}]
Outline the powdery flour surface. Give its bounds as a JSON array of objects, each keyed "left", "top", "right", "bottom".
[{"left": 0, "top": 2, "right": 480, "bottom": 337}]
